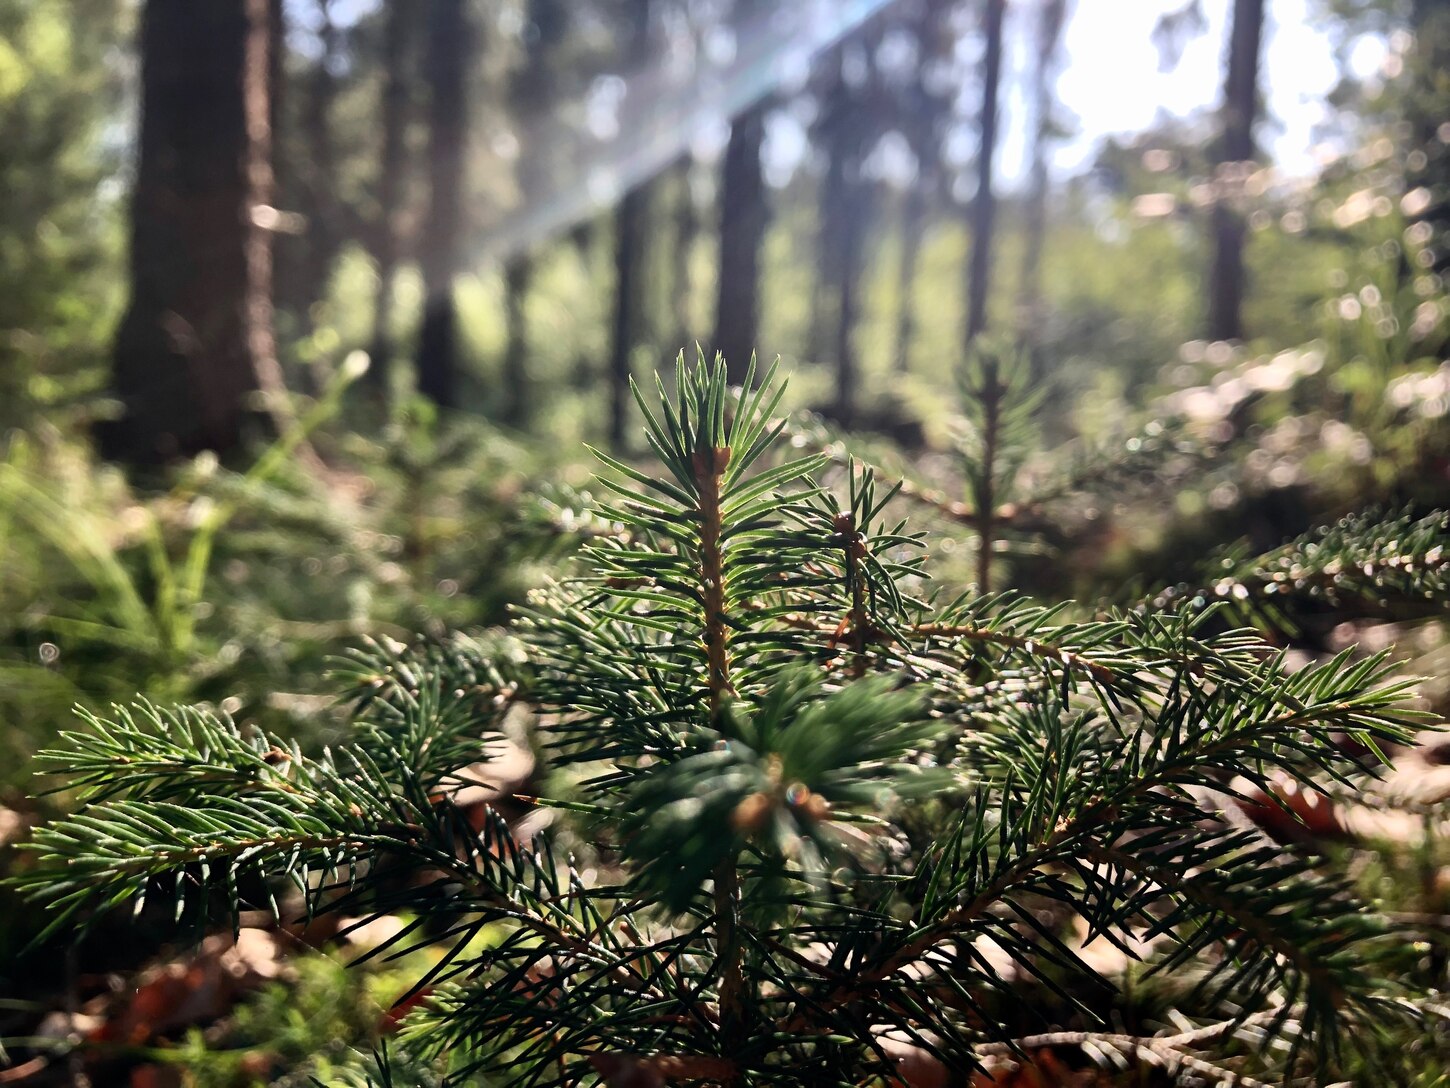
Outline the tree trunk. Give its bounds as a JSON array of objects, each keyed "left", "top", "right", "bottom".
[
  {"left": 610, "top": 184, "right": 648, "bottom": 448},
  {"left": 242, "top": 0, "right": 288, "bottom": 427},
  {"left": 105, "top": 0, "right": 277, "bottom": 463},
  {"left": 416, "top": 0, "right": 471, "bottom": 409},
  {"left": 893, "top": 0, "right": 954, "bottom": 373},
  {"left": 893, "top": 183, "right": 926, "bottom": 374},
  {"left": 302, "top": 0, "right": 342, "bottom": 307},
  {"left": 367, "top": 0, "right": 415, "bottom": 400},
  {"left": 272, "top": 0, "right": 343, "bottom": 351},
  {"left": 499, "top": 257, "right": 532, "bottom": 425},
  {"left": 712, "top": 99, "right": 769, "bottom": 386},
  {"left": 965, "top": 0, "right": 1006, "bottom": 347},
  {"left": 268, "top": 0, "right": 283, "bottom": 160},
  {"left": 832, "top": 179, "right": 871, "bottom": 426},
  {"left": 1018, "top": 0, "right": 1067, "bottom": 373},
  {"left": 1207, "top": 0, "right": 1264, "bottom": 342},
  {"left": 497, "top": 0, "right": 576, "bottom": 421},
  {"left": 671, "top": 155, "right": 699, "bottom": 356},
  {"left": 812, "top": 101, "right": 849, "bottom": 357},
  {"left": 607, "top": 1, "right": 654, "bottom": 445},
  {"left": 570, "top": 221, "right": 597, "bottom": 389},
  {"left": 814, "top": 44, "right": 874, "bottom": 425},
  {"left": 1406, "top": 0, "right": 1450, "bottom": 280}
]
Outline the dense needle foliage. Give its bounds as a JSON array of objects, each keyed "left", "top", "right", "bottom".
[{"left": 17, "top": 354, "right": 1450, "bottom": 1085}]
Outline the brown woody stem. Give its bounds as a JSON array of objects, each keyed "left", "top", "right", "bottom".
[
  {"left": 844, "top": 515, "right": 870, "bottom": 678},
  {"left": 974, "top": 357, "right": 1003, "bottom": 591},
  {"left": 694, "top": 442, "right": 744, "bottom": 1079}
]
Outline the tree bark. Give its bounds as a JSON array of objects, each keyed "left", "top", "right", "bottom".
[
  {"left": 892, "top": 0, "right": 954, "bottom": 373},
  {"left": 272, "top": 0, "right": 344, "bottom": 348},
  {"left": 367, "top": 0, "right": 415, "bottom": 400},
  {"left": 812, "top": 90, "right": 849, "bottom": 357},
  {"left": 501, "top": 257, "right": 532, "bottom": 424},
  {"left": 1406, "top": 0, "right": 1450, "bottom": 280},
  {"left": 671, "top": 155, "right": 699, "bottom": 356},
  {"left": 814, "top": 45, "right": 874, "bottom": 425},
  {"left": 416, "top": 0, "right": 472, "bottom": 409},
  {"left": 570, "top": 221, "right": 597, "bottom": 389},
  {"left": 105, "top": 0, "right": 277, "bottom": 463},
  {"left": 498, "top": 0, "right": 572, "bottom": 423},
  {"left": 712, "top": 99, "right": 769, "bottom": 386},
  {"left": 965, "top": 0, "right": 1006, "bottom": 347},
  {"left": 832, "top": 180, "right": 871, "bottom": 426},
  {"left": 610, "top": 184, "right": 648, "bottom": 448},
  {"left": 301, "top": 0, "right": 342, "bottom": 309},
  {"left": 607, "top": 1, "right": 654, "bottom": 445},
  {"left": 242, "top": 0, "right": 289, "bottom": 426},
  {"left": 1018, "top": 0, "right": 1067, "bottom": 372},
  {"left": 894, "top": 183, "right": 926, "bottom": 374},
  {"left": 1206, "top": 0, "right": 1264, "bottom": 343}
]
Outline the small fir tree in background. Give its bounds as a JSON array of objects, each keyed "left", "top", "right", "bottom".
[{"left": 17, "top": 353, "right": 1450, "bottom": 1085}]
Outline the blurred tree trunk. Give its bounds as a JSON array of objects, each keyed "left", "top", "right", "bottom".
[
  {"left": 499, "top": 0, "right": 571, "bottom": 425},
  {"left": 893, "top": 184, "right": 925, "bottom": 373},
  {"left": 1018, "top": 0, "right": 1067, "bottom": 373},
  {"left": 1206, "top": 0, "right": 1264, "bottom": 342},
  {"left": 570, "top": 221, "right": 597, "bottom": 388},
  {"left": 502, "top": 257, "right": 532, "bottom": 423},
  {"left": 892, "top": 0, "right": 955, "bottom": 375},
  {"left": 811, "top": 90, "right": 848, "bottom": 356},
  {"left": 1407, "top": 0, "right": 1450, "bottom": 281},
  {"left": 832, "top": 179, "right": 871, "bottom": 426},
  {"left": 610, "top": 185, "right": 648, "bottom": 448},
  {"left": 965, "top": 0, "right": 1006, "bottom": 347},
  {"left": 712, "top": 99, "right": 769, "bottom": 386},
  {"left": 105, "top": 0, "right": 278, "bottom": 463},
  {"left": 671, "top": 155, "right": 699, "bottom": 356},
  {"left": 806, "top": 61, "right": 846, "bottom": 359},
  {"left": 608, "top": 2, "right": 655, "bottom": 448},
  {"left": 367, "top": 0, "right": 416, "bottom": 401},
  {"left": 268, "top": 0, "right": 283, "bottom": 160},
  {"left": 416, "top": 0, "right": 472, "bottom": 409},
  {"left": 302, "top": 0, "right": 342, "bottom": 307},
  {"left": 814, "top": 44, "right": 875, "bottom": 425},
  {"left": 273, "top": 0, "right": 347, "bottom": 368}
]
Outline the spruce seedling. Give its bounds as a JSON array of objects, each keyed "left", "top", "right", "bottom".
[{"left": 17, "top": 352, "right": 1440, "bottom": 1085}]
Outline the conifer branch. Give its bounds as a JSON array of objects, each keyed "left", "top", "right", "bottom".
[{"left": 14, "top": 356, "right": 1440, "bottom": 1086}]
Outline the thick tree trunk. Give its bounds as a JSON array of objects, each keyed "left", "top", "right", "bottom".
[
  {"left": 268, "top": 0, "right": 283, "bottom": 159},
  {"left": 1018, "top": 0, "right": 1067, "bottom": 372},
  {"left": 817, "top": 27, "right": 893, "bottom": 420},
  {"left": 712, "top": 100, "right": 769, "bottom": 386},
  {"left": 367, "top": 0, "right": 415, "bottom": 399},
  {"left": 832, "top": 180, "right": 871, "bottom": 426},
  {"left": 1207, "top": 0, "right": 1264, "bottom": 342},
  {"left": 816, "top": 45, "right": 874, "bottom": 424},
  {"left": 570, "top": 221, "right": 597, "bottom": 389},
  {"left": 272, "top": 0, "right": 343, "bottom": 350},
  {"left": 1406, "top": 0, "right": 1450, "bottom": 280},
  {"left": 607, "top": 1, "right": 654, "bottom": 445},
  {"left": 416, "top": 0, "right": 471, "bottom": 409},
  {"left": 893, "top": 184, "right": 926, "bottom": 374},
  {"left": 965, "top": 0, "right": 1006, "bottom": 347},
  {"left": 671, "top": 155, "right": 699, "bottom": 356},
  {"left": 812, "top": 106, "right": 849, "bottom": 357},
  {"left": 242, "top": 0, "right": 288, "bottom": 424},
  {"left": 105, "top": 0, "right": 276, "bottom": 463},
  {"left": 302, "top": 0, "right": 342, "bottom": 305},
  {"left": 610, "top": 184, "right": 648, "bottom": 448},
  {"left": 501, "top": 257, "right": 532, "bottom": 425}
]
